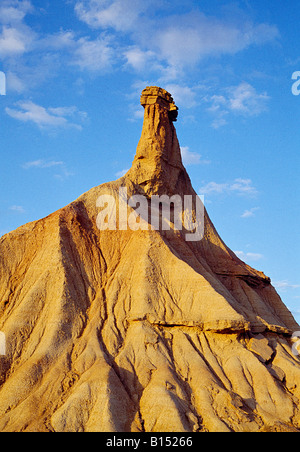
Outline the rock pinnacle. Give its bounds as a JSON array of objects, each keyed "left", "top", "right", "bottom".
[
  {"left": 126, "top": 86, "right": 191, "bottom": 196},
  {"left": 0, "top": 86, "right": 299, "bottom": 432}
]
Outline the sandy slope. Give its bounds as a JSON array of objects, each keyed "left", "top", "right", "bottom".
[{"left": 0, "top": 87, "right": 299, "bottom": 432}]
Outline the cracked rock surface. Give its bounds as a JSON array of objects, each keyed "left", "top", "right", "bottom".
[{"left": 0, "top": 86, "right": 299, "bottom": 432}]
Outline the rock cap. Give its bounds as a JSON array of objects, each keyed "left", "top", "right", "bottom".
[{"left": 140, "top": 86, "right": 179, "bottom": 121}]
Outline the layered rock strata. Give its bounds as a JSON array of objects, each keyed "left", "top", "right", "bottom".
[{"left": 0, "top": 86, "right": 299, "bottom": 432}]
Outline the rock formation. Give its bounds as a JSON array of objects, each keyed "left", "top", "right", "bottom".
[{"left": 0, "top": 86, "right": 299, "bottom": 432}]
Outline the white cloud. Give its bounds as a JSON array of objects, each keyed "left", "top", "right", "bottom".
[
  {"left": 115, "top": 168, "right": 129, "bottom": 178},
  {"left": 206, "top": 82, "right": 270, "bottom": 127},
  {"left": 74, "top": 1, "right": 279, "bottom": 77},
  {"left": 199, "top": 181, "right": 228, "bottom": 195},
  {"left": 0, "top": 0, "right": 33, "bottom": 24},
  {"left": 0, "top": 1, "right": 35, "bottom": 57},
  {"left": 53, "top": 168, "right": 75, "bottom": 181},
  {"left": 273, "top": 280, "right": 300, "bottom": 291},
  {"left": 149, "top": 12, "right": 279, "bottom": 67},
  {"left": 241, "top": 207, "right": 260, "bottom": 218},
  {"left": 208, "top": 95, "right": 227, "bottom": 112},
  {"left": 123, "top": 47, "right": 183, "bottom": 82},
  {"left": 0, "top": 2, "right": 117, "bottom": 89},
  {"left": 180, "top": 147, "right": 210, "bottom": 166},
  {"left": 0, "top": 25, "right": 35, "bottom": 57},
  {"left": 234, "top": 251, "right": 264, "bottom": 262},
  {"left": 124, "top": 46, "right": 157, "bottom": 72},
  {"left": 22, "top": 159, "right": 74, "bottom": 180},
  {"left": 48, "top": 106, "right": 88, "bottom": 121},
  {"left": 6, "top": 101, "right": 87, "bottom": 129},
  {"left": 0, "top": 1, "right": 280, "bottom": 104},
  {"left": 22, "top": 160, "right": 64, "bottom": 169},
  {"left": 200, "top": 178, "right": 258, "bottom": 196},
  {"left": 6, "top": 71, "right": 26, "bottom": 92},
  {"left": 74, "top": 0, "right": 148, "bottom": 32},
  {"left": 211, "top": 118, "right": 228, "bottom": 129},
  {"left": 38, "top": 31, "right": 77, "bottom": 51},
  {"left": 165, "top": 84, "right": 197, "bottom": 108},
  {"left": 9, "top": 205, "right": 25, "bottom": 213},
  {"left": 181, "top": 147, "right": 201, "bottom": 166},
  {"left": 230, "top": 178, "right": 258, "bottom": 195},
  {"left": 72, "top": 35, "right": 115, "bottom": 72},
  {"left": 6, "top": 101, "right": 67, "bottom": 127},
  {"left": 128, "top": 107, "right": 144, "bottom": 122},
  {"left": 0, "top": 1, "right": 280, "bottom": 96},
  {"left": 228, "top": 83, "right": 269, "bottom": 115}
]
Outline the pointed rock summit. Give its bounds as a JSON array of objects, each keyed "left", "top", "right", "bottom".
[
  {"left": 0, "top": 87, "right": 300, "bottom": 432},
  {"left": 128, "top": 86, "right": 185, "bottom": 195}
]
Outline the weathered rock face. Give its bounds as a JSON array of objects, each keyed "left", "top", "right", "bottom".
[{"left": 0, "top": 86, "right": 299, "bottom": 432}]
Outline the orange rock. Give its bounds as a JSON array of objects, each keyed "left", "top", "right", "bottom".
[{"left": 0, "top": 87, "right": 299, "bottom": 432}]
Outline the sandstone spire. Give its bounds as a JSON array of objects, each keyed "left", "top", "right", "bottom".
[
  {"left": 0, "top": 87, "right": 299, "bottom": 432},
  {"left": 128, "top": 86, "right": 189, "bottom": 195}
]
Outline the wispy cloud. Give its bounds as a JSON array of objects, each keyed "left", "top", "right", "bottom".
[
  {"left": 115, "top": 168, "right": 130, "bottom": 178},
  {"left": 72, "top": 35, "right": 115, "bottom": 72},
  {"left": 241, "top": 207, "right": 260, "bottom": 218},
  {"left": 22, "top": 160, "right": 64, "bottom": 169},
  {"left": 165, "top": 84, "right": 198, "bottom": 108},
  {"left": 149, "top": 13, "right": 279, "bottom": 68},
  {"left": 9, "top": 205, "right": 25, "bottom": 213},
  {"left": 124, "top": 46, "right": 157, "bottom": 72},
  {"left": 74, "top": 0, "right": 148, "bottom": 32},
  {"left": 0, "top": 0, "right": 33, "bottom": 23},
  {"left": 0, "top": 25, "right": 34, "bottom": 57},
  {"left": 211, "top": 117, "right": 228, "bottom": 129},
  {"left": 180, "top": 146, "right": 210, "bottom": 166},
  {"left": 0, "top": 0, "right": 36, "bottom": 58},
  {"left": 74, "top": 1, "right": 279, "bottom": 73},
  {"left": 128, "top": 107, "right": 144, "bottom": 122},
  {"left": 0, "top": 0, "right": 280, "bottom": 98},
  {"left": 273, "top": 280, "right": 300, "bottom": 291},
  {"left": 0, "top": 1, "right": 118, "bottom": 90},
  {"left": 207, "top": 82, "right": 270, "bottom": 128},
  {"left": 228, "top": 83, "right": 270, "bottom": 114},
  {"left": 200, "top": 181, "right": 228, "bottom": 195},
  {"left": 21, "top": 159, "right": 74, "bottom": 180},
  {"left": 6, "top": 101, "right": 87, "bottom": 130},
  {"left": 200, "top": 178, "right": 258, "bottom": 196},
  {"left": 234, "top": 250, "right": 264, "bottom": 262}
]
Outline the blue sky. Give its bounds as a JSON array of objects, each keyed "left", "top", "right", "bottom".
[{"left": 0, "top": 0, "right": 299, "bottom": 323}]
